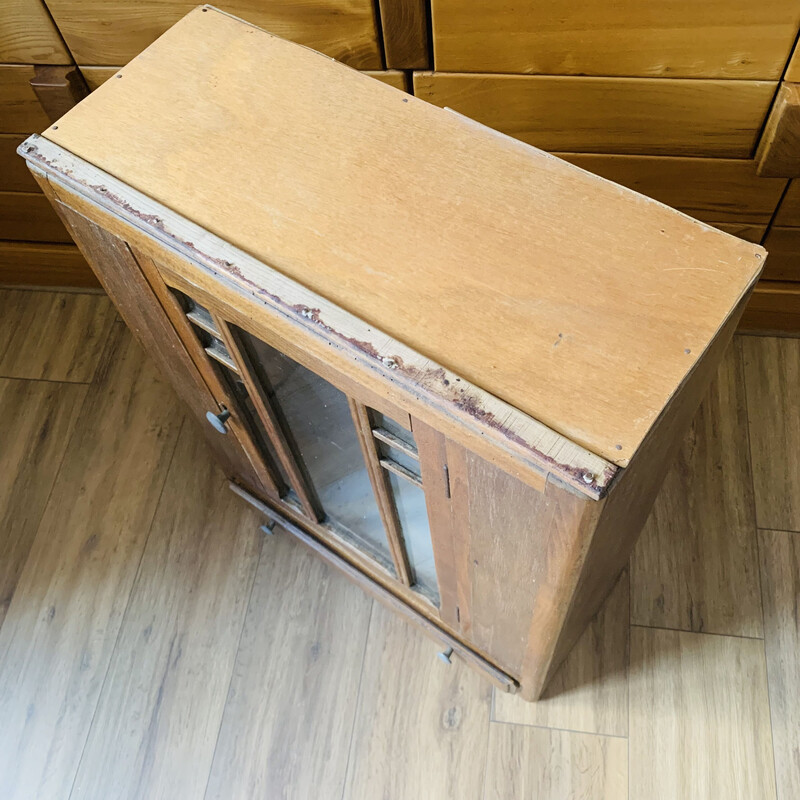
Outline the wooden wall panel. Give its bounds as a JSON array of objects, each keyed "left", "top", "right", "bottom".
[
  {"left": 774, "top": 179, "right": 800, "bottom": 225},
  {"left": 0, "top": 191, "right": 71, "bottom": 241},
  {"left": 0, "top": 0, "right": 71, "bottom": 64},
  {"left": 378, "top": 0, "right": 429, "bottom": 69},
  {"left": 740, "top": 281, "right": 800, "bottom": 333},
  {"left": 430, "top": 0, "right": 800, "bottom": 79},
  {"left": 80, "top": 65, "right": 409, "bottom": 92},
  {"left": 0, "top": 65, "right": 53, "bottom": 132},
  {"left": 413, "top": 74, "right": 776, "bottom": 157},
  {"left": 45, "top": 0, "right": 382, "bottom": 68},
  {"left": 712, "top": 223, "right": 767, "bottom": 244},
  {"left": 0, "top": 241, "right": 97, "bottom": 287},
  {"left": 761, "top": 226, "right": 800, "bottom": 281},
  {"left": 756, "top": 82, "right": 800, "bottom": 177},
  {"left": 785, "top": 38, "right": 800, "bottom": 82},
  {"left": 561, "top": 154, "right": 786, "bottom": 224},
  {"left": 0, "top": 134, "right": 39, "bottom": 192}
]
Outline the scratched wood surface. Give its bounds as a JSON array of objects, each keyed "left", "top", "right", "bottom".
[
  {"left": 0, "top": 288, "right": 799, "bottom": 799},
  {"left": 41, "top": 7, "right": 763, "bottom": 466}
]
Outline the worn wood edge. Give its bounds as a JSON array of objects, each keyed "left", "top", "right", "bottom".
[
  {"left": 19, "top": 134, "right": 616, "bottom": 498},
  {"left": 229, "top": 481, "right": 517, "bottom": 693}
]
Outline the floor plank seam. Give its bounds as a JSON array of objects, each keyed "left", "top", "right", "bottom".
[
  {"left": 629, "top": 623, "right": 765, "bottom": 641},
  {"left": 757, "top": 526, "right": 800, "bottom": 536},
  {"left": 487, "top": 718, "right": 629, "bottom": 740},
  {"left": 201, "top": 520, "right": 267, "bottom": 800},
  {"left": 739, "top": 337, "right": 770, "bottom": 640},
  {"left": 339, "top": 598, "right": 375, "bottom": 800},
  {"left": 0, "top": 378, "right": 92, "bottom": 640},
  {"left": 0, "top": 373, "right": 94, "bottom": 385},
  {"left": 65, "top": 415, "right": 187, "bottom": 800},
  {"left": 479, "top": 691, "right": 493, "bottom": 800},
  {"left": 755, "top": 529, "right": 782, "bottom": 800}
]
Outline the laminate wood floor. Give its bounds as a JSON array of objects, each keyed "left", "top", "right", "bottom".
[{"left": 0, "top": 288, "right": 797, "bottom": 800}]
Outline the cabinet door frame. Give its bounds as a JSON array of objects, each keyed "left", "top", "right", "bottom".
[{"left": 156, "top": 259, "right": 460, "bottom": 618}]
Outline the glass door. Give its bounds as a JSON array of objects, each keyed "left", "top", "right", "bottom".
[{"left": 230, "top": 326, "right": 441, "bottom": 604}]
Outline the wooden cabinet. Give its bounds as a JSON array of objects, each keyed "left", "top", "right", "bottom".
[{"left": 20, "top": 7, "right": 763, "bottom": 699}]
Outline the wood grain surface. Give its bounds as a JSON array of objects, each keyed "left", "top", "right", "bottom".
[
  {"left": 0, "top": 241, "right": 97, "bottom": 287},
  {"left": 79, "top": 64, "right": 409, "bottom": 91},
  {"left": 630, "top": 341, "right": 763, "bottom": 637},
  {"left": 629, "top": 627, "right": 776, "bottom": 800},
  {"left": 414, "top": 73, "right": 776, "bottom": 157},
  {"left": 205, "top": 533, "right": 372, "bottom": 800},
  {"left": 0, "top": 65, "right": 53, "bottom": 132},
  {"left": 758, "top": 528, "right": 800, "bottom": 800},
  {"left": 69, "top": 422, "right": 262, "bottom": 800},
  {"left": 761, "top": 226, "right": 800, "bottom": 281},
  {"left": 774, "top": 179, "right": 800, "bottom": 225},
  {"left": 41, "top": 7, "right": 764, "bottom": 465},
  {"left": 0, "top": 377, "right": 85, "bottom": 625},
  {"left": 484, "top": 724, "right": 627, "bottom": 800},
  {"left": 0, "top": 327, "right": 185, "bottom": 800},
  {"left": 0, "top": 0, "right": 71, "bottom": 63},
  {"left": 742, "top": 336, "right": 800, "bottom": 531},
  {"left": 493, "top": 571, "right": 629, "bottom": 737},
  {"left": 0, "top": 190, "right": 71, "bottom": 241},
  {"left": 739, "top": 280, "right": 800, "bottom": 333},
  {"left": 342, "top": 602, "right": 491, "bottom": 800},
  {"left": 45, "top": 0, "right": 381, "bottom": 67},
  {"left": 0, "top": 134, "right": 40, "bottom": 191},
  {"left": 561, "top": 153, "right": 787, "bottom": 224},
  {"left": 756, "top": 82, "right": 800, "bottom": 177},
  {"left": 430, "top": 0, "right": 800, "bottom": 79},
  {"left": 0, "top": 288, "right": 115, "bottom": 380}
]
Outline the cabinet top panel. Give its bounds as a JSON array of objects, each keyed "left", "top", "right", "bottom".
[{"left": 39, "top": 6, "right": 763, "bottom": 465}]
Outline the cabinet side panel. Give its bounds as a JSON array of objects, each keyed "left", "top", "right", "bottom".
[
  {"left": 537, "top": 291, "right": 749, "bottom": 696},
  {"left": 448, "top": 442, "right": 599, "bottom": 682},
  {"left": 37, "top": 177, "right": 267, "bottom": 495}
]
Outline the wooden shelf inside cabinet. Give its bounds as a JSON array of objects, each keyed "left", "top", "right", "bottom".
[{"left": 19, "top": 5, "right": 763, "bottom": 701}]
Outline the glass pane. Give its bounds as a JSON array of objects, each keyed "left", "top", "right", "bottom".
[
  {"left": 387, "top": 471, "right": 439, "bottom": 603},
  {"left": 216, "top": 365, "right": 292, "bottom": 492},
  {"left": 239, "top": 331, "right": 395, "bottom": 570}
]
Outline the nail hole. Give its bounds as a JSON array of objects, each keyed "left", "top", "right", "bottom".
[
  {"left": 615, "top": 444, "right": 622, "bottom": 450},
  {"left": 685, "top": 348, "right": 691, "bottom": 354},
  {"left": 52, "top": 125, "right": 58, "bottom": 129}
]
